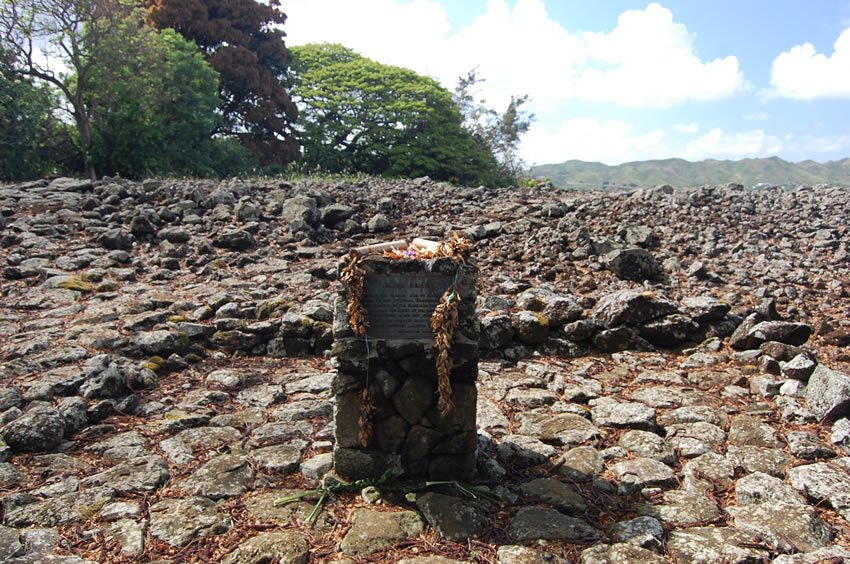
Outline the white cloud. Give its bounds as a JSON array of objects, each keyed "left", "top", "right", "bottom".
[
  {"left": 770, "top": 27, "right": 850, "bottom": 99},
  {"left": 283, "top": 1, "right": 764, "bottom": 164},
  {"left": 674, "top": 122, "right": 700, "bottom": 133},
  {"left": 284, "top": 0, "right": 746, "bottom": 111},
  {"left": 522, "top": 120, "right": 786, "bottom": 165},
  {"left": 521, "top": 119, "right": 668, "bottom": 165},
  {"left": 282, "top": 0, "right": 453, "bottom": 83},
  {"left": 575, "top": 4, "right": 747, "bottom": 107},
  {"left": 684, "top": 128, "right": 784, "bottom": 159},
  {"left": 799, "top": 133, "right": 850, "bottom": 153}
]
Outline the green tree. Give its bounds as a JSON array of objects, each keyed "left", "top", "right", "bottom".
[
  {"left": 85, "top": 19, "right": 228, "bottom": 178},
  {"left": 454, "top": 69, "right": 534, "bottom": 185},
  {"left": 289, "top": 43, "right": 498, "bottom": 185},
  {"left": 146, "top": 0, "right": 299, "bottom": 167},
  {"left": 0, "top": 48, "right": 68, "bottom": 180},
  {"left": 0, "top": 0, "right": 145, "bottom": 179}
]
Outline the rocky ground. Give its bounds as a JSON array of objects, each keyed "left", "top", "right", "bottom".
[{"left": 0, "top": 175, "right": 849, "bottom": 563}]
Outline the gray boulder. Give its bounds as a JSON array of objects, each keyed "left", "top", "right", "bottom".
[
  {"left": 213, "top": 229, "right": 254, "bottom": 251},
  {"left": 1, "top": 406, "right": 66, "bottom": 452},
  {"left": 781, "top": 353, "right": 818, "bottom": 381},
  {"left": 789, "top": 462, "right": 850, "bottom": 520},
  {"left": 149, "top": 497, "right": 232, "bottom": 547},
  {"left": 726, "top": 502, "right": 834, "bottom": 553},
  {"left": 158, "top": 226, "right": 191, "bottom": 243},
  {"left": 129, "top": 215, "right": 156, "bottom": 237},
  {"left": 98, "top": 228, "right": 134, "bottom": 250},
  {"left": 593, "top": 290, "right": 678, "bottom": 328},
  {"left": 511, "top": 311, "right": 550, "bottom": 345},
  {"left": 604, "top": 248, "right": 662, "bottom": 281},
  {"left": 222, "top": 531, "right": 309, "bottom": 564},
  {"left": 235, "top": 200, "right": 260, "bottom": 222},
  {"left": 49, "top": 177, "right": 93, "bottom": 192},
  {"left": 509, "top": 507, "right": 600, "bottom": 543},
  {"left": 281, "top": 195, "right": 319, "bottom": 228},
  {"left": 611, "top": 457, "right": 676, "bottom": 494},
  {"left": 0, "top": 388, "right": 22, "bottom": 411},
  {"left": 728, "top": 312, "right": 766, "bottom": 349},
  {"left": 80, "top": 365, "right": 130, "bottom": 399},
  {"left": 745, "top": 321, "right": 813, "bottom": 348},
  {"left": 516, "top": 288, "right": 583, "bottom": 326},
  {"left": 580, "top": 544, "right": 666, "bottom": 564},
  {"left": 479, "top": 314, "right": 514, "bottom": 350},
  {"left": 321, "top": 203, "right": 355, "bottom": 227},
  {"left": 680, "top": 296, "right": 730, "bottom": 323},
  {"left": 804, "top": 365, "right": 850, "bottom": 420},
  {"left": 367, "top": 214, "right": 391, "bottom": 232},
  {"left": 639, "top": 314, "right": 699, "bottom": 346},
  {"left": 416, "top": 492, "right": 488, "bottom": 541},
  {"left": 619, "top": 224, "right": 659, "bottom": 248}
]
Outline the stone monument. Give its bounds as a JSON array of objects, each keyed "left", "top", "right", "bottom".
[{"left": 332, "top": 246, "right": 479, "bottom": 481}]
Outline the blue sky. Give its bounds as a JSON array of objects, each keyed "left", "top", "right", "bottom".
[{"left": 284, "top": 0, "right": 850, "bottom": 165}]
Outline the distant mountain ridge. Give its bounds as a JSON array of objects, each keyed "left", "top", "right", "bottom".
[{"left": 529, "top": 156, "right": 850, "bottom": 188}]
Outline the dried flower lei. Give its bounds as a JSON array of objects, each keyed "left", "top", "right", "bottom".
[
  {"left": 383, "top": 233, "right": 473, "bottom": 262},
  {"left": 339, "top": 250, "right": 368, "bottom": 336},
  {"left": 431, "top": 285, "right": 459, "bottom": 415},
  {"left": 340, "top": 251, "right": 374, "bottom": 447},
  {"left": 357, "top": 386, "right": 376, "bottom": 448},
  {"left": 424, "top": 234, "right": 471, "bottom": 416}
]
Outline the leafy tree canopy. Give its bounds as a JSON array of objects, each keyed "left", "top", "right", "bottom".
[
  {"left": 454, "top": 68, "right": 534, "bottom": 185},
  {"left": 289, "top": 43, "right": 499, "bottom": 185},
  {"left": 0, "top": 0, "right": 143, "bottom": 179},
  {"left": 146, "top": 0, "right": 299, "bottom": 167},
  {"left": 85, "top": 18, "right": 229, "bottom": 178},
  {"left": 0, "top": 48, "right": 69, "bottom": 180}
]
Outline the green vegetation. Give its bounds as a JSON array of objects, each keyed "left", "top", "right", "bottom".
[
  {"left": 1, "top": 0, "right": 143, "bottom": 179},
  {"left": 289, "top": 43, "right": 500, "bottom": 185},
  {"left": 1, "top": 4, "right": 531, "bottom": 183},
  {"left": 531, "top": 156, "right": 850, "bottom": 188},
  {"left": 1, "top": 48, "right": 70, "bottom": 180},
  {"left": 56, "top": 276, "right": 94, "bottom": 293},
  {"left": 145, "top": 0, "right": 300, "bottom": 168},
  {"left": 0, "top": 0, "right": 281, "bottom": 180},
  {"left": 454, "top": 69, "right": 533, "bottom": 185},
  {"left": 85, "top": 22, "right": 224, "bottom": 178}
]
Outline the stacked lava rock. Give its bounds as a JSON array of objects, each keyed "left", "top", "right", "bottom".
[{"left": 332, "top": 248, "right": 479, "bottom": 481}]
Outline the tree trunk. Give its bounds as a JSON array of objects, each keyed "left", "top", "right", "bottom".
[{"left": 74, "top": 102, "right": 96, "bottom": 180}]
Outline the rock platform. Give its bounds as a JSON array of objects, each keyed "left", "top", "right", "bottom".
[{"left": 0, "top": 176, "right": 849, "bottom": 562}]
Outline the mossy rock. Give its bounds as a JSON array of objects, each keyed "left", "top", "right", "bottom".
[
  {"left": 164, "top": 409, "right": 191, "bottom": 421},
  {"left": 79, "top": 271, "right": 103, "bottom": 282},
  {"left": 257, "top": 299, "right": 289, "bottom": 320},
  {"left": 143, "top": 356, "right": 165, "bottom": 371},
  {"left": 57, "top": 276, "right": 94, "bottom": 293},
  {"left": 96, "top": 280, "right": 120, "bottom": 292},
  {"left": 76, "top": 497, "right": 109, "bottom": 521},
  {"left": 177, "top": 331, "right": 191, "bottom": 350},
  {"left": 533, "top": 312, "right": 550, "bottom": 327}
]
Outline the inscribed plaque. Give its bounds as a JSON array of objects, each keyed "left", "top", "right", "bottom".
[{"left": 364, "top": 273, "right": 454, "bottom": 340}]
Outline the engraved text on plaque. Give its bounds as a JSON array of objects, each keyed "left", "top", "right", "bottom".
[{"left": 364, "top": 273, "right": 453, "bottom": 340}]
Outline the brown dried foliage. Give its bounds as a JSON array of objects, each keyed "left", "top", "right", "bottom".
[
  {"left": 432, "top": 286, "right": 459, "bottom": 415},
  {"left": 358, "top": 386, "right": 376, "bottom": 448},
  {"left": 440, "top": 232, "right": 473, "bottom": 263},
  {"left": 339, "top": 251, "right": 369, "bottom": 336},
  {"left": 145, "top": 0, "right": 299, "bottom": 165}
]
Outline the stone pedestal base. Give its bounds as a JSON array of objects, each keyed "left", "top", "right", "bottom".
[{"left": 332, "top": 257, "right": 479, "bottom": 481}]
